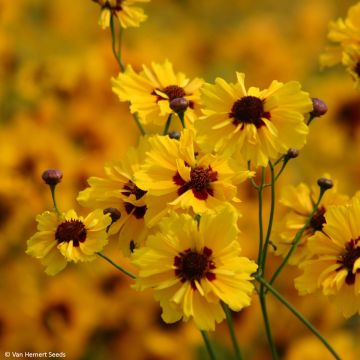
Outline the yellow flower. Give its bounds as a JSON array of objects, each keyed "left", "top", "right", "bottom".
[
  {"left": 77, "top": 139, "right": 150, "bottom": 256},
  {"left": 195, "top": 73, "right": 312, "bottom": 167},
  {"left": 272, "top": 180, "right": 348, "bottom": 265},
  {"left": 295, "top": 195, "right": 360, "bottom": 318},
  {"left": 132, "top": 207, "right": 258, "bottom": 331},
  {"left": 112, "top": 60, "right": 203, "bottom": 127},
  {"left": 26, "top": 209, "right": 111, "bottom": 275},
  {"left": 134, "top": 129, "right": 252, "bottom": 227},
  {"left": 93, "top": 0, "right": 150, "bottom": 30},
  {"left": 343, "top": 45, "right": 360, "bottom": 89}
]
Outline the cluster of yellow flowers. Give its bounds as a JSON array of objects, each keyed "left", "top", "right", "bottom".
[{"left": 22, "top": 0, "right": 360, "bottom": 358}]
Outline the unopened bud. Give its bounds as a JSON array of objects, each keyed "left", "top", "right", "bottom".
[
  {"left": 286, "top": 148, "right": 299, "bottom": 159},
  {"left": 310, "top": 98, "right": 328, "bottom": 118},
  {"left": 103, "top": 207, "right": 121, "bottom": 223},
  {"left": 42, "top": 169, "right": 63, "bottom": 186},
  {"left": 170, "top": 97, "right": 189, "bottom": 114},
  {"left": 168, "top": 131, "right": 180, "bottom": 140},
  {"left": 317, "top": 178, "right": 333, "bottom": 191}
]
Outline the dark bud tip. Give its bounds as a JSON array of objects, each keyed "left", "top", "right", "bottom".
[
  {"left": 168, "top": 131, "right": 180, "bottom": 140},
  {"left": 103, "top": 208, "right": 121, "bottom": 223},
  {"left": 286, "top": 148, "right": 299, "bottom": 159},
  {"left": 42, "top": 169, "right": 63, "bottom": 186},
  {"left": 170, "top": 97, "right": 189, "bottom": 114},
  {"left": 310, "top": 98, "right": 328, "bottom": 118},
  {"left": 317, "top": 178, "right": 333, "bottom": 191}
]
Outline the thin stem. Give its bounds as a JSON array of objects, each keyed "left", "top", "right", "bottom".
[
  {"left": 110, "top": 16, "right": 123, "bottom": 70},
  {"left": 274, "top": 159, "right": 288, "bottom": 182},
  {"left": 222, "top": 303, "right": 243, "bottom": 360},
  {"left": 97, "top": 252, "right": 136, "bottom": 279},
  {"left": 117, "top": 25, "right": 125, "bottom": 72},
  {"left": 200, "top": 330, "right": 217, "bottom": 360},
  {"left": 133, "top": 112, "right": 146, "bottom": 135},
  {"left": 163, "top": 113, "right": 173, "bottom": 135},
  {"left": 257, "top": 167, "right": 266, "bottom": 265},
  {"left": 259, "top": 293, "right": 278, "bottom": 360},
  {"left": 260, "top": 161, "right": 275, "bottom": 269},
  {"left": 269, "top": 188, "right": 326, "bottom": 286},
  {"left": 50, "top": 185, "right": 60, "bottom": 215},
  {"left": 273, "top": 155, "right": 285, "bottom": 166},
  {"left": 307, "top": 114, "right": 316, "bottom": 126},
  {"left": 256, "top": 276, "right": 341, "bottom": 360},
  {"left": 178, "top": 112, "right": 186, "bottom": 128}
]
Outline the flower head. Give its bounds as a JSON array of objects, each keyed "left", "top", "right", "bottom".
[
  {"left": 272, "top": 180, "right": 348, "bottom": 265},
  {"left": 92, "top": 0, "right": 150, "bottom": 30},
  {"left": 195, "top": 73, "right": 312, "bottom": 167},
  {"left": 132, "top": 207, "right": 257, "bottom": 330},
  {"left": 26, "top": 209, "right": 111, "bottom": 275},
  {"left": 134, "top": 129, "right": 252, "bottom": 226},
  {"left": 112, "top": 60, "right": 203, "bottom": 127},
  {"left": 295, "top": 195, "right": 360, "bottom": 318}
]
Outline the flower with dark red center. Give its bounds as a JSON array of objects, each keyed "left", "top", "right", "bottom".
[
  {"left": 174, "top": 247, "right": 216, "bottom": 289},
  {"left": 230, "top": 96, "right": 270, "bottom": 128},
  {"left": 336, "top": 238, "right": 360, "bottom": 285},
  {"left": 307, "top": 206, "right": 326, "bottom": 234},
  {"left": 55, "top": 220, "right": 87, "bottom": 247},
  {"left": 173, "top": 166, "right": 218, "bottom": 200}
]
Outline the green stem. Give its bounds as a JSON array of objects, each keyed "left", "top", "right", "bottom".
[
  {"left": 117, "top": 25, "right": 125, "bottom": 72},
  {"left": 307, "top": 114, "right": 316, "bottom": 126},
  {"left": 259, "top": 292, "right": 278, "bottom": 360},
  {"left": 274, "top": 159, "right": 288, "bottom": 182},
  {"left": 178, "top": 112, "right": 186, "bottom": 128},
  {"left": 256, "top": 276, "right": 341, "bottom": 360},
  {"left": 269, "top": 188, "right": 326, "bottom": 287},
  {"left": 260, "top": 162, "right": 275, "bottom": 269},
  {"left": 50, "top": 185, "right": 60, "bottom": 215},
  {"left": 222, "top": 303, "right": 243, "bottom": 360},
  {"left": 97, "top": 252, "right": 136, "bottom": 279},
  {"left": 257, "top": 167, "right": 266, "bottom": 265},
  {"left": 200, "top": 330, "right": 217, "bottom": 360},
  {"left": 133, "top": 112, "right": 146, "bottom": 135},
  {"left": 163, "top": 113, "right": 173, "bottom": 135}
]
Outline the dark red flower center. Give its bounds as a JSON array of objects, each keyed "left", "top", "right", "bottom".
[
  {"left": 174, "top": 247, "right": 216, "bottom": 290},
  {"left": 55, "top": 220, "right": 87, "bottom": 247},
  {"left": 123, "top": 180, "right": 147, "bottom": 200},
  {"left": 173, "top": 165, "right": 218, "bottom": 200},
  {"left": 336, "top": 238, "right": 360, "bottom": 285},
  {"left": 101, "top": 0, "right": 123, "bottom": 11},
  {"left": 122, "top": 181, "right": 147, "bottom": 219},
  {"left": 354, "top": 62, "right": 360, "bottom": 77},
  {"left": 230, "top": 96, "right": 270, "bottom": 128},
  {"left": 308, "top": 206, "right": 326, "bottom": 233}
]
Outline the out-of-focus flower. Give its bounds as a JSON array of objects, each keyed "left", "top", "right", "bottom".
[
  {"left": 112, "top": 60, "right": 203, "bottom": 128},
  {"left": 92, "top": 0, "right": 150, "bottom": 30},
  {"left": 195, "top": 73, "right": 312, "bottom": 167},
  {"left": 295, "top": 195, "right": 360, "bottom": 318},
  {"left": 26, "top": 209, "right": 111, "bottom": 275},
  {"left": 135, "top": 129, "right": 252, "bottom": 226},
  {"left": 77, "top": 139, "right": 150, "bottom": 256},
  {"left": 132, "top": 207, "right": 257, "bottom": 331},
  {"left": 342, "top": 45, "right": 360, "bottom": 89},
  {"left": 272, "top": 179, "right": 348, "bottom": 265}
]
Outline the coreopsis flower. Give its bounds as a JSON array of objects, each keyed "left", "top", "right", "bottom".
[
  {"left": 295, "top": 195, "right": 360, "bottom": 318},
  {"left": 77, "top": 140, "right": 149, "bottom": 256},
  {"left": 112, "top": 60, "right": 203, "bottom": 127},
  {"left": 134, "top": 129, "right": 253, "bottom": 227},
  {"left": 272, "top": 180, "right": 348, "bottom": 265},
  {"left": 132, "top": 207, "right": 258, "bottom": 331},
  {"left": 320, "top": 2, "right": 360, "bottom": 69},
  {"left": 92, "top": 0, "right": 150, "bottom": 30},
  {"left": 195, "top": 73, "right": 312, "bottom": 167},
  {"left": 26, "top": 209, "right": 111, "bottom": 275}
]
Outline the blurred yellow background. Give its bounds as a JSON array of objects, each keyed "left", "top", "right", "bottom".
[{"left": 1, "top": 0, "right": 360, "bottom": 359}]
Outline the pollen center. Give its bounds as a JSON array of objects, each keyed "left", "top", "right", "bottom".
[
  {"left": 174, "top": 247, "right": 216, "bottom": 289},
  {"left": 55, "top": 220, "right": 87, "bottom": 247},
  {"left": 336, "top": 238, "right": 360, "bottom": 285},
  {"left": 230, "top": 96, "right": 268, "bottom": 128},
  {"left": 309, "top": 206, "right": 326, "bottom": 233},
  {"left": 162, "top": 85, "right": 186, "bottom": 101}
]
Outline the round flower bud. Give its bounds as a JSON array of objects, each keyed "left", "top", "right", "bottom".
[
  {"left": 317, "top": 178, "right": 333, "bottom": 191},
  {"left": 286, "top": 148, "right": 299, "bottom": 159},
  {"left": 42, "top": 169, "right": 63, "bottom": 186},
  {"left": 168, "top": 131, "right": 181, "bottom": 140},
  {"left": 170, "top": 97, "right": 189, "bottom": 114},
  {"left": 103, "top": 208, "right": 121, "bottom": 223},
  {"left": 310, "top": 98, "right": 328, "bottom": 118}
]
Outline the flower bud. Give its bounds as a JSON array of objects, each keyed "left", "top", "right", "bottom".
[
  {"left": 168, "top": 131, "right": 180, "bottom": 140},
  {"left": 103, "top": 207, "right": 121, "bottom": 223},
  {"left": 317, "top": 177, "right": 333, "bottom": 191},
  {"left": 286, "top": 148, "right": 299, "bottom": 159},
  {"left": 42, "top": 169, "right": 63, "bottom": 186},
  {"left": 170, "top": 97, "right": 189, "bottom": 114},
  {"left": 310, "top": 98, "right": 328, "bottom": 118}
]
